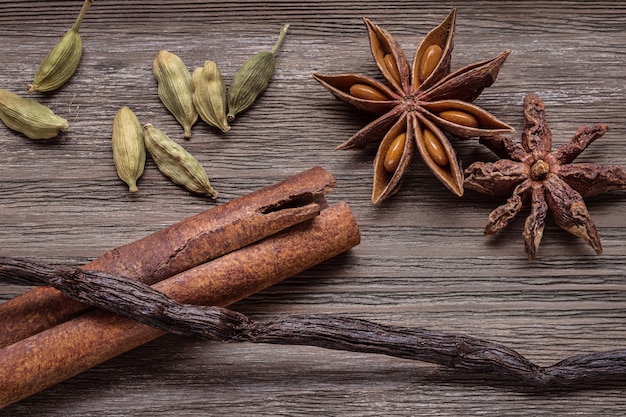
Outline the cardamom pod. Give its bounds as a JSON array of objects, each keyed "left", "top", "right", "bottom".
[
  {"left": 112, "top": 107, "right": 145, "bottom": 192},
  {"left": 227, "top": 24, "right": 289, "bottom": 122},
  {"left": 153, "top": 50, "right": 198, "bottom": 139},
  {"left": 0, "top": 88, "right": 68, "bottom": 139},
  {"left": 27, "top": 0, "right": 93, "bottom": 93},
  {"left": 143, "top": 124, "right": 218, "bottom": 198},
  {"left": 192, "top": 61, "right": 230, "bottom": 133}
]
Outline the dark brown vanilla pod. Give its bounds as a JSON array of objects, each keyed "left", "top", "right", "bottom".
[
  {"left": 0, "top": 166, "right": 336, "bottom": 348},
  {"left": 2, "top": 256, "right": 625, "bottom": 391},
  {"left": 0, "top": 201, "right": 360, "bottom": 407}
]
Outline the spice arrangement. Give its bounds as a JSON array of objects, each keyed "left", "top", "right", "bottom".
[
  {"left": 0, "top": 3, "right": 621, "bottom": 253},
  {"left": 0, "top": 0, "right": 289, "bottom": 197},
  {"left": 0, "top": 0, "right": 87, "bottom": 140},
  {"left": 155, "top": 24, "right": 289, "bottom": 137},
  {"left": 1, "top": 1, "right": 626, "bottom": 409},
  {"left": 313, "top": 9, "right": 626, "bottom": 258},
  {"left": 0, "top": 168, "right": 361, "bottom": 407},
  {"left": 0, "top": 166, "right": 340, "bottom": 348},
  {"left": 118, "top": 24, "right": 288, "bottom": 194}
]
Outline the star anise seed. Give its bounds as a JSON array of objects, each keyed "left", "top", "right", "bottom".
[
  {"left": 312, "top": 9, "right": 514, "bottom": 203},
  {"left": 465, "top": 93, "right": 626, "bottom": 259}
]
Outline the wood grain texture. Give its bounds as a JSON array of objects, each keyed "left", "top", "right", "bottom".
[{"left": 1, "top": 0, "right": 625, "bottom": 415}]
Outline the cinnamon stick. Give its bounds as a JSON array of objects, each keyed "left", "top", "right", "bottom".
[
  {"left": 0, "top": 201, "right": 360, "bottom": 408},
  {"left": 0, "top": 166, "right": 336, "bottom": 348}
]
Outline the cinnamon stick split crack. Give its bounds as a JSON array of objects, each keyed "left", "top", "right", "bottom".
[{"left": 2, "top": 257, "right": 624, "bottom": 390}]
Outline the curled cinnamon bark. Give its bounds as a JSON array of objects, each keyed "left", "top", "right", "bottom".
[
  {"left": 0, "top": 166, "right": 336, "bottom": 348},
  {"left": 0, "top": 201, "right": 360, "bottom": 408},
  {"left": 2, "top": 257, "right": 624, "bottom": 391}
]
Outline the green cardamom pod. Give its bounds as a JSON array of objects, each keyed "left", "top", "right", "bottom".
[
  {"left": 143, "top": 124, "right": 218, "bottom": 198},
  {"left": 112, "top": 107, "right": 145, "bottom": 192},
  {"left": 227, "top": 24, "right": 289, "bottom": 122},
  {"left": 192, "top": 61, "right": 230, "bottom": 133},
  {"left": 27, "top": 0, "right": 93, "bottom": 93},
  {"left": 153, "top": 50, "right": 198, "bottom": 139},
  {"left": 0, "top": 88, "right": 69, "bottom": 139}
]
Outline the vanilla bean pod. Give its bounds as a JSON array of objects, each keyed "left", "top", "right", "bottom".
[
  {"left": 0, "top": 257, "right": 251, "bottom": 341},
  {"left": 2, "top": 257, "right": 625, "bottom": 389}
]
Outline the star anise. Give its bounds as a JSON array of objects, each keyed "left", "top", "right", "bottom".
[
  {"left": 465, "top": 93, "right": 626, "bottom": 259},
  {"left": 312, "top": 9, "right": 514, "bottom": 203}
]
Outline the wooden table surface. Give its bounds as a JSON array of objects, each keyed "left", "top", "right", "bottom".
[{"left": 1, "top": 1, "right": 625, "bottom": 415}]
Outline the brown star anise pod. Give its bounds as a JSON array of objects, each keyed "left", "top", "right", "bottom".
[
  {"left": 312, "top": 9, "right": 514, "bottom": 203},
  {"left": 465, "top": 93, "right": 626, "bottom": 259}
]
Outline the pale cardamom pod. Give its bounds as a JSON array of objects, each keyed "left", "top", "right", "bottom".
[
  {"left": 143, "top": 124, "right": 218, "bottom": 198},
  {"left": 192, "top": 61, "right": 230, "bottom": 133},
  {"left": 153, "top": 50, "right": 198, "bottom": 139},
  {"left": 227, "top": 24, "right": 289, "bottom": 122},
  {"left": 27, "top": 0, "right": 93, "bottom": 93},
  {"left": 112, "top": 107, "right": 145, "bottom": 192},
  {"left": 0, "top": 88, "right": 68, "bottom": 139}
]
